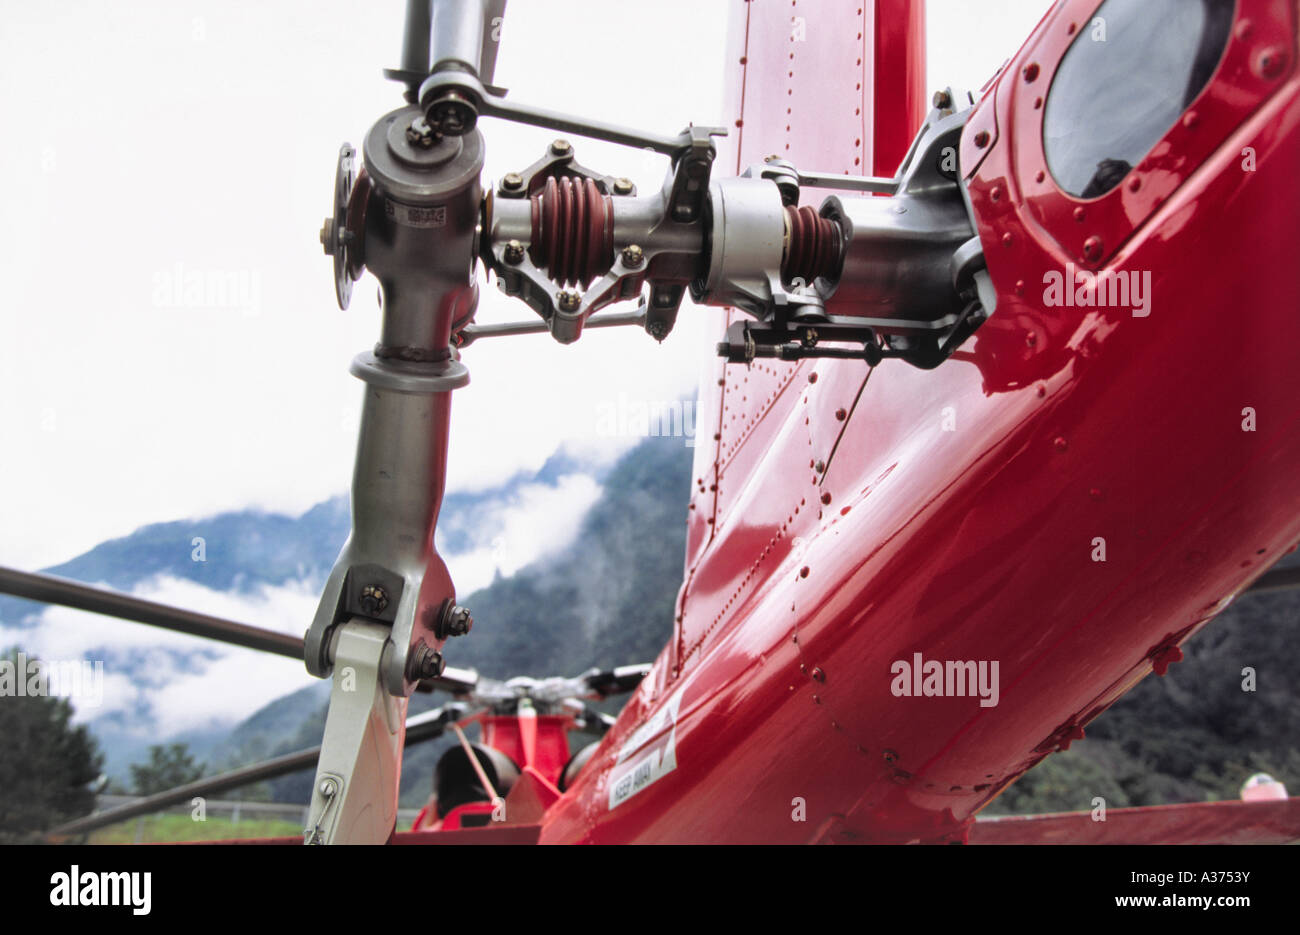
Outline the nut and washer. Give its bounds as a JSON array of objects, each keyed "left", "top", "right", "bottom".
[
  {"left": 406, "top": 641, "right": 445, "bottom": 681},
  {"left": 405, "top": 117, "right": 437, "bottom": 148},
  {"left": 359, "top": 584, "right": 389, "bottom": 614}
]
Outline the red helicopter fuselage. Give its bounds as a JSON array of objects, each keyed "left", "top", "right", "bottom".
[{"left": 522, "top": 0, "right": 1300, "bottom": 844}]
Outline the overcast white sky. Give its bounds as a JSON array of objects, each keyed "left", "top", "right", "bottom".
[{"left": 0, "top": 0, "right": 1051, "bottom": 572}]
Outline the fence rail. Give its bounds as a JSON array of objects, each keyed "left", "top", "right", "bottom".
[{"left": 89, "top": 794, "right": 422, "bottom": 841}]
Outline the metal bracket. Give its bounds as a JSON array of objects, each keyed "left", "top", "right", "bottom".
[
  {"left": 714, "top": 93, "right": 990, "bottom": 370},
  {"left": 304, "top": 620, "right": 407, "bottom": 845},
  {"left": 715, "top": 302, "right": 984, "bottom": 369}
]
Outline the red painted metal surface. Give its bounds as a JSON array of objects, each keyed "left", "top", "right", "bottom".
[
  {"left": 431, "top": 801, "right": 497, "bottom": 831},
  {"left": 409, "top": 713, "right": 568, "bottom": 833},
  {"left": 392, "top": 825, "right": 542, "bottom": 845},
  {"left": 873, "top": 0, "right": 927, "bottom": 176},
  {"left": 985, "top": 0, "right": 1295, "bottom": 271},
  {"left": 532, "top": 0, "right": 1300, "bottom": 843},
  {"left": 971, "top": 799, "right": 1300, "bottom": 846},
  {"left": 481, "top": 714, "right": 572, "bottom": 788}
]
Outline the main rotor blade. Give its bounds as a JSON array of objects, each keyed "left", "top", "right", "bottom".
[
  {"left": 47, "top": 705, "right": 458, "bottom": 838},
  {"left": 417, "top": 664, "right": 479, "bottom": 695},
  {"left": 584, "top": 663, "right": 652, "bottom": 698},
  {"left": 0, "top": 565, "right": 304, "bottom": 660}
]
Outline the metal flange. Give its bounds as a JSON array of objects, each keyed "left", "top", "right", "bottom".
[{"left": 320, "top": 143, "right": 362, "bottom": 310}]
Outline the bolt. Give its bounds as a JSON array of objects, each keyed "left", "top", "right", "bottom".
[
  {"left": 613, "top": 177, "right": 634, "bottom": 195},
  {"left": 407, "top": 641, "right": 445, "bottom": 681},
  {"left": 359, "top": 584, "right": 389, "bottom": 615},
  {"left": 1082, "top": 235, "right": 1103, "bottom": 263},
  {"left": 318, "top": 778, "right": 338, "bottom": 798},
  {"left": 319, "top": 218, "right": 335, "bottom": 254},
  {"left": 427, "top": 92, "right": 474, "bottom": 135},
  {"left": 814, "top": 460, "right": 826, "bottom": 473},
  {"left": 557, "top": 290, "right": 581, "bottom": 312},
  {"left": 434, "top": 111, "right": 462, "bottom": 134},
  {"left": 932, "top": 89, "right": 952, "bottom": 109},
  {"left": 1022, "top": 62, "right": 1039, "bottom": 82},
  {"left": 551, "top": 138, "right": 572, "bottom": 157},
  {"left": 502, "top": 172, "right": 524, "bottom": 192},
  {"left": 974, "top": 129, "right": 990, "bottom": 148},
  {"left": 440, "top": 603, "right": 473, "bottom": 638},
  {"left": 621, "top": 244, "right": 645, "bottom": 267},
  {"left": 647, "top": 319, "right": 668, "bottom": 341},
  {"left": 1256, "top": 47, "right": 1286, "bottom": 80},
  {"left": 504, "top": 240, "right": 525, "bottom": 264},
  {"left": 405, "top": 116, "right": 437, "bottom": 148}
]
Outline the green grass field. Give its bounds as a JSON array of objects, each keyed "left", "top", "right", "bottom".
[{"left": 87, "top": 813, "right": 302, "bottom": 844}]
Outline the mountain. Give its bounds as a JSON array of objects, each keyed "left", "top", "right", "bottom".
[
  {"left": 216, "top": 434, "right": 694, "bottom": 806},
  {"left": 436, "top": 435, "right": 690, "bottom": 678},
  {"left": 0, "top": 442, "right": 619, "bottom": 778},
  {"left": 0, "top": 447, "right": 613, "bottom": 617}
]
